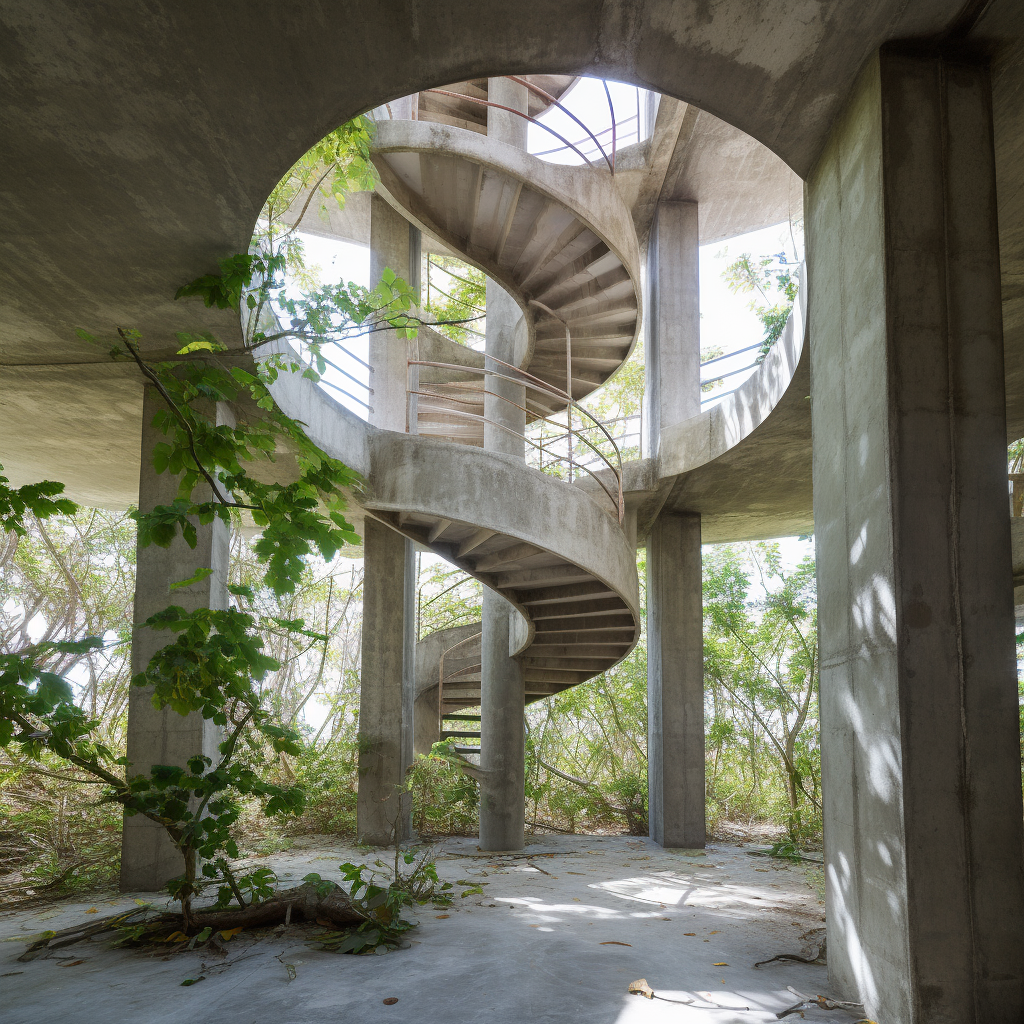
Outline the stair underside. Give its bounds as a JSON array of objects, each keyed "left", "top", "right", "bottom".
[
  {"left": 374, "top": 508, "right": 638, "bottom": 712},
  {"left": 372, "top": 141, "right": 639, "bottom": 448}
]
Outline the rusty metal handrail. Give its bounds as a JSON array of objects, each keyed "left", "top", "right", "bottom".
[
  {"left": 504, "top": 75, "right": 613, "bottom": 174},
  {"left": 602, "top": 81, "right": 616, "bottom": 175},
  {"left": 423, "top": 89, "right": 600, "bottom": 171},
  {"left": 409, "top": 361, "right": 624, "bottom": 484},
  {"left": 530, "top": 114, "right": 638, "bottom": 159},
  {"left": 408, "top": 388, "right": 625, "bottom": 517},
  {"left": 407, "top": 358, "right": 625, "bottom": 521},
  {"left": 438, "top": 629, "right": 482, "bottom": 735}
]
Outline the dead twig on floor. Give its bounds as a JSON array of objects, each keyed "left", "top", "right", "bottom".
[{"left": 776, "top": 986, "right": 863, "bottom": 1019}]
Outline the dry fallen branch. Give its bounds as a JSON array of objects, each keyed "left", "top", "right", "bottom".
[{"left": 17, "top": 881, "right": 364, "bottom": 960}]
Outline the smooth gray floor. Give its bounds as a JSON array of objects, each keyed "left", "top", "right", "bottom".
[{"left": 0, "top": 837, "right": 857, "bottom": 1024}]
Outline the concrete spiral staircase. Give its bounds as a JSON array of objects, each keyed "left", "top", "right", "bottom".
[
  {"left": 269, "top": 81, "right": 644, "bottom": 748},
  {"left": 370, "top": 116, "right": 641, "bottom": 446}
]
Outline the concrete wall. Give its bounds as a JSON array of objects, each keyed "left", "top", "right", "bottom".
[{"left": 808, "top": 47, "right": 1024, "bottom": 1023}]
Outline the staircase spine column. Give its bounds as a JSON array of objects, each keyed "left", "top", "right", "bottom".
[
  {"left": 357, "top": 194, "right": 419, "bottom": 844},
  {"left": 120, "top": 388, "right": 229, "bottom": 890},
  {"left": 644, "top": 199, "right": 706, "bottom": 849},
  {"left": 479, "top": 76, "right": 529, "bottom": 852}
]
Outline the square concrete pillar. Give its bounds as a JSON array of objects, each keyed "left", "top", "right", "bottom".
[
  {"left": 357, "top": 518, "right": 414, "bottom": 845},
  {"left": 479, "top": 589, "right": 526, "bottom": 852},
  {"left": 808, "top": 46, "right": 1024, "bottom": 1022},
  {"left": 647, "top": 511, "right": 705, "bottom": 849},
  {"left": 369, "top": 193, "right": 419, "bottom": 432},
  {"left": 645, "top": 201, "right": 700, "bottom": 460},
  {"left": 487, "top": 77, "right": 528, "bottom": 149},
  {"left": 120, "top": 387, "right": 228, "bottom": 891}
]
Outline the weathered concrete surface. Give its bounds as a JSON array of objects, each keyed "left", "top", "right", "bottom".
[
  {"left": 356, "top": 519, "right": 413, "bottom": 846},
  {"left": 486, "top": 75, "right": 528, "bottom": 150},
  {"left": 483, "top": 279, "right": 526, "bottom": 456},
  {"left": 807, "top": 48, "right": 1024, "bottom": 1023},
  {"left": 120, "top": 388, "right": 227, "bottom": 891},
  {"left": 1, "top": 836, "right": 846, "bottom": 1024},
  {"left": 619, "top": 99, "right": 803, "bottom": 250},
  {"left": 362, "top": 431, "right": 642, "bottom": 630},
  {"left": 647, "top": 513, "right": 705, "bottom": 850},
  {"left": 370, "top": 116, "right": 643, "bottom": 410}
]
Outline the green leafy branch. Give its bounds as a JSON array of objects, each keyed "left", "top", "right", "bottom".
[{"left": 721, "top": 250, "right": 798, "bottom": 359}]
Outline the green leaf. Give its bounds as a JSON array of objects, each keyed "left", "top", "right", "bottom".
[
  {"left": 175, "top": 332, "right": 227, "bottom": 355},
  {"left": 170, "top": 567, "right": 214, "bottom": 590}
]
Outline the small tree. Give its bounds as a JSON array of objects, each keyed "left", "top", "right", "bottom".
[{"left": 703, "top": 542, "right": 820, "bottom": 843}]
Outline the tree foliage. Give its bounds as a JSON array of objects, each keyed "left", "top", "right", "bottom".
[
  {"left": 721, "top": 250, "right": 798, "bottom": 359},
  {"left": 422, "top": 256, "right": 487, "bottom": 346}
]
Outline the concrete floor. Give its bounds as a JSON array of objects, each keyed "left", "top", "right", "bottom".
[{"left": 0, "top": 837, "right": 858, "bottom": 1024}]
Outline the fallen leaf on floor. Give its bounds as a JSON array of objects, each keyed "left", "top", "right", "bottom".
[
  {"left": 710, "top": 930, "right": 720, "bottom": 935},
  {"left": 85, "top": 908, "right": 98, "bottom": 915},
  {"left": 180, "top": 977, "right": 205, "bottom": 987},
  {"left": 435, "top": 915, "right": 449, "bottom": 919},
  {"left": 219, "top": 927, "right": 243, "bottom": 940},
  {"left": 600, "top": 941, "right": 632, "bottom": 946},
  {"left": 713, "top": 962, "right": 729, "bottom": 967},
  {"left": 628, "top": 979, "right": 655, "bottom": 999},
  {"left": 684, "top": 932, "right": 696, "bottom": 936},
  {"left": 58, "top": 960, "right": 86, "bottom": 967},
  {"left": 383, "top": 998, "right": 399, "bottom": 1005}
]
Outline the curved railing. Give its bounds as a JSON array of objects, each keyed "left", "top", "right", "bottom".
[
  {"left": 369, "top": 75, "right": 649, "bottom": 174},
  {"left": 407, "top": 355, "right": 625, "bottom": 521}
]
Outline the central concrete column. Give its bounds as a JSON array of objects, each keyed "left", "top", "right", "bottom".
[
  {"left": 644, "top": 198, "right": 705, "bottom": 850},
  {"left": 356, "top": 196, "right": 419, "bottom": 845},
  {"left": 357, "top": 517, "right": 413, "bottom": 845},
  {"left": 808, "top": 46, "right": 1024, "bottom": 1022},
  {"left": 646, "top": 512, "right": 705, "bottom": 849},
  {"left": 486, "top": 76, "right": 528, "bottom": 150},
  {"left": 644, "top": 201, "right": 700, "bottom": 459},
  {"left": 120, "top": 387, "right": 228, "bottom": 891},
  {"left": 478, "top": 77, "right": 529, "bottom": 852}
]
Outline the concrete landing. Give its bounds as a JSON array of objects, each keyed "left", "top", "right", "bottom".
[{"left": 0, "top": 837, "right": 856, "bottom": 1023}]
